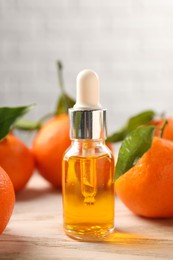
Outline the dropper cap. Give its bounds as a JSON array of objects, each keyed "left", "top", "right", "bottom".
[
  {"left": 74, "top": 70, "right": 102, "bottom": 110},
  {"left": 69, "top": 70, "right": 107, "bottom": 140}
]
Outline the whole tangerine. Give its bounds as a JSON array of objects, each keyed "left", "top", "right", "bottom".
[
  {"left": 115, "top": 137, "right": 173, "bottom": 218},
  {"left": 32, "top": 114, "right": 71, "bottom": 188},
  {"left": 0, "top": 134, "right": 34, "bottom": 192},
  {"left": 0, "top": 166, "right": 15, "bottom": 234}
]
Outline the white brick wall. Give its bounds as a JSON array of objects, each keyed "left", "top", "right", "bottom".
[{"left": 1, "top": 0, "right": 173, "bottom": 135}]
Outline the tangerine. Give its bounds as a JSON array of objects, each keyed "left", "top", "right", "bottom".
[
  {"left": 0, "top": 166, "right": 15, "bottom": 234},
  {"left": 32, "top": 114, "right": 71, "bottom": 188},
  {"left": 0, "top": 134, "right": 34, "bottom": 192},
  {"left": 115, "top": 137, "right": 173, "bottom": 218}
]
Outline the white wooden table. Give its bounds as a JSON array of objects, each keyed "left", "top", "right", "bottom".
[{"left": 0, "top": 173, "right": 173, "bottom": 260}]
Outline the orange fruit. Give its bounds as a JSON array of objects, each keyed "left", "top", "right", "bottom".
[
  {"left": 115, "top": 137, "right": 173, "bottom": 218},
  {"left": 0, "top": 166, "right": 15, "bottom": 234},
  {"left": 150, "top": 117, "right": 173, "bottom": 141},
  {"left": 0, "top": 134, "right": 34, "bottom": 192},
  {"left": 32, "top": 114, "right": 71, "bottom": 188}
]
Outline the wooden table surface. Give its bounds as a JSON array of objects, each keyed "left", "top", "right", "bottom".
[{"left": 0, "top": 173, "right": 173, "bottom": 260}]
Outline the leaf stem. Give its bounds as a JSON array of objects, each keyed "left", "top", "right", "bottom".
[
  {"left": 160, "top": 119, "right": 168, "bottom": 138},
  {"left": 57, "top": 61, "right": 65, "bottom": 95},
  {"left": 55, "top": 60, "right": 69, "bottom": 115}
]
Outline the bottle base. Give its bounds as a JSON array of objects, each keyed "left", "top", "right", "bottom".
[{"left": 64, "top": 224, "right": 115, "bottom": 241}]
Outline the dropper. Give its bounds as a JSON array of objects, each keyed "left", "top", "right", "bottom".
[{"left": 69, "top": 69, "right": 107, "bottom": 140}]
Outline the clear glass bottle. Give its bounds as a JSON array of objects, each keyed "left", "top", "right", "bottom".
[{"left": 62, "top": 70, "right": 115, "bottom": 241}]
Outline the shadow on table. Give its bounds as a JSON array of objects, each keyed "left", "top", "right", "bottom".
[
  {"left": 0, "top": 233, "right": 31, "bottom": 257},
  {"left": 16, "top": 185, "right": 60, "bottom": 202},
  {"left": 103, "top": 217, "right": 173, "bottom": 247},
  {"left": 140, "top": 216, "right": 173, "bottom": 227}
]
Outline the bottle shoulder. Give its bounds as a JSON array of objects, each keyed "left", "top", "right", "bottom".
[{"left": 63, "top": 141, "right": 114, "bottom": 160}]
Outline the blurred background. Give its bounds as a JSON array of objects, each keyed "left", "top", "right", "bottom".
[{"left": 0, "top": 0, "right": 173, "bottom": 134}]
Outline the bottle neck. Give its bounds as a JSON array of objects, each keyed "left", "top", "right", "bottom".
[{"left": 69, "top": 109, "right": 107, "bottom": 140}]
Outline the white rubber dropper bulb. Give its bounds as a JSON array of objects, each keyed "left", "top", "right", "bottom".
[{"left": 73, "top": 70, "right": 102, "bottom": 110}]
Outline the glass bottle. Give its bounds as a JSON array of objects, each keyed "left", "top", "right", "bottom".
[{"left": 62, "top": 70, "right": 115, "bottom": 241}]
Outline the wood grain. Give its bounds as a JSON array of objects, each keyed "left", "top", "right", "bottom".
[{"left": 0, "top": 173, "right": 173, "bottom": 260}]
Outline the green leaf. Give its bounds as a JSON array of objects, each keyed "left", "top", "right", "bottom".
[
  {"left": 14, "top": 118, "right": 42, "bottom": 131},
  {"left": 127, "top": 110, "right": 155, "bottom": 132},
  {"left": 0, "top": 105, "right": 33, "bottom": 140},
  {"left": 55, "top": 94, "right": 75, "bottom": 115},
  {"left": 114, "top": 126, "right": 155, "bottom": 181},
  {"left": 107, "top": 127, "right": 127, "bottom": 143},
  {"left": 107, "top": 110, "right": 155, "bottom": 143}
]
